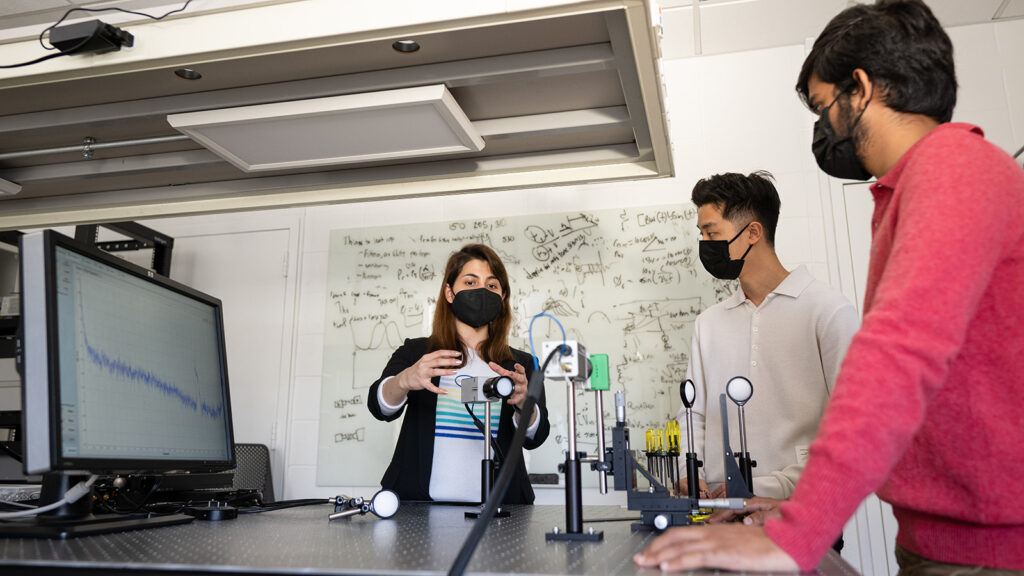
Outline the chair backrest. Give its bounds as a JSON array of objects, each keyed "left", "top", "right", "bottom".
[{"left": 233, "top": 443, "right": 275, "bottom": 503}]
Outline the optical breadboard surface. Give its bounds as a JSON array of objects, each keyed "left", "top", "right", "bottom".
[{"left": 0, "top": 504, "right": 858, "bottom": 574}]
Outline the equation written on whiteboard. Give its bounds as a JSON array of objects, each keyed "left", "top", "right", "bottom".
[{"left": 316, "top": 204, "right": 736, "bottom": 485}]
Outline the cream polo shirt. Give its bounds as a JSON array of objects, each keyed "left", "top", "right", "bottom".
[{"left": 677, "top": 265, "right": 859, "bottom": 499}]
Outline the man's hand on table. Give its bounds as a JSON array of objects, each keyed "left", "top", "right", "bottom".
[{"left": 633, "top": 524, "right": 799, "bottom": 573}]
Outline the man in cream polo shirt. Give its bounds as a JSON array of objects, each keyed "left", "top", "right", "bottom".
[{"left": 678, "top": 171, "right": 859, "bottom": 501}]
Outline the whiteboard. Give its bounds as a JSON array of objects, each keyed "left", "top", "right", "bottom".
[{"left": 316, "top": 204, "right": 736, "bottom": 487}]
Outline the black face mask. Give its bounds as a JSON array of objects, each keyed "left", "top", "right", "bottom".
[
  {"left": 450, "top": 288, "right": 503, "bottom": 328},
  {"left": 812, "top": 93, "right": 873, "bottom": 181},
  {"left": 699, "top": 222, "right": 753, "bottom": 280}
]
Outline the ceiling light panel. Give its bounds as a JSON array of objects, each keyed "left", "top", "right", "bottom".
[{"left": 167, "top": 84, "right": 484, "bottom": 172}]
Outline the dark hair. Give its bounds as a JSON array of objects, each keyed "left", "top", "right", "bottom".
[
  {"left": 796, "top": 0, "right": 956, "bottom": 123},
  {"left": 428, "top": 244, "right": 515, "bottom": 366},
  {"left": 691, "top": 171, "right": 781, "bottom": 245}
]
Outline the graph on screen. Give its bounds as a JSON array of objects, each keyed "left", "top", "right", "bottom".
[
  {"left": 81, "top": 313, "right": 224, "bottom": 421},
  {"left": 56, "top": 246, "right": 228, "bottom": 461}
]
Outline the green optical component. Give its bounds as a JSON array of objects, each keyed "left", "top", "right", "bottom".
[{"left": 589, "top": 354, "right": 610, "bottom": 390}]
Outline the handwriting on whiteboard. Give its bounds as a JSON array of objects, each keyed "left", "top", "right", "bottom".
[{"left": 316, "top": 204, "right": 735, "bottom": 486}]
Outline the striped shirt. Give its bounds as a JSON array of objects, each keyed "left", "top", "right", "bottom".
[{"left": 429, "top": 350, "right": 500, "bottom": 503}]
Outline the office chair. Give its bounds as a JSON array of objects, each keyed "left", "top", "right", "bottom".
[{"left": 233, "top": 443, "right": 275, "bottom": 504}]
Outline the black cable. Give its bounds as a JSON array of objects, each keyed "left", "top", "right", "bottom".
[
  {"left": 101, "top": 488, "right": 261, "bottom": 515},
  {"left": 117, "top": 490, "right": 315, "bottom": 516},
  {"left": 0, "top": 0, "right": 194, "bottom": 68},
  {"left": 464, "top": 404, "right": 506, "bottom": 463},
  {"left": 236, "top": 498, "right": 328, "bottom": 514},
  {"left": 96, "top": 502, "right": 186, "bottom": 519},
  {"left": 91, "top": 477, "right": 164, "bottom": 514},
  {"left": 0, "top": 441, "right": 22, "bottom": 462},
  {"left": 447, "top": 345, "right": 563, "bottom": 576},
  {"left": 0, "top": 33, "right": 93, "bottom": 68},
  {"left": 39, "top": 0, "right": 194, "bottom": 51},
  {"left": 219, "top": 491, "right": 263, "bottom": 508},
  {"left": 0, "top": 51, "right": 71, "bottom": 69},
  {"left": 142, "top": 502, "right": 187, "bottom": 515},
  {"left": 122, "top": 478, "right": 163, "bottom": 513}
]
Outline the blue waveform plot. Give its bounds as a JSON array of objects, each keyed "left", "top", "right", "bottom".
[{"left": 82, "top": 323, "right": 224, "bottom": 421}]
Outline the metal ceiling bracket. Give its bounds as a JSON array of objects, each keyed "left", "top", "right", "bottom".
[{"left": 82, "top": 137, "right": 96, "bottom": 160}]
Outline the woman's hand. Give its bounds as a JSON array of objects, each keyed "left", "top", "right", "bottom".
[
  {"left": 489, "top": 361, "right": 529, "bottom": 409},
  {"left": 490, "top": 361, "right": 537, "bottom": 427},
  {"left": 395, "top": 349, "right": 462, "bottom": 395}
]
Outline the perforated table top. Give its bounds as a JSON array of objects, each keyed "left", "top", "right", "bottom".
[{"left": 0, "top": 504, "right": 858, "bottom": 575}]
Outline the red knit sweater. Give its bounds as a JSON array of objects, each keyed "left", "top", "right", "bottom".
[{"left": 764, "top": 123, "right": 1024, "bottom": 570}]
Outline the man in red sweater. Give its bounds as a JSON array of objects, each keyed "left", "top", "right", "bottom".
[{"left": 636, "top": 0, "right": 1024, "bottom": 573}]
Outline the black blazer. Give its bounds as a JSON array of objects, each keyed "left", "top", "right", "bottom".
[{"left": 367, "top": 338, "right": 550, "bottom": 504}]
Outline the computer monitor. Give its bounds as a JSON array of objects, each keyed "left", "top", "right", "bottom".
[{"left": 6, "top": 230, "right": 235, "bottom": 537}]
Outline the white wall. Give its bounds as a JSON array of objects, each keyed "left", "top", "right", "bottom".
[{"left": 948, "top": 21, "right": 1024, "bottom": 150}]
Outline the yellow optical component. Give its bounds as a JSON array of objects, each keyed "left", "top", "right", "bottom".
[
  {"left": 666, "top": 420, "right": 680, "bottom": 453},
  {"left": 689, "top": 510, "right": 712, "bottom": 524}
]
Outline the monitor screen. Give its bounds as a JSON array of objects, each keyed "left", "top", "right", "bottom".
[{"left": 20, "top": 230, "right": 234, "bottom": 476}]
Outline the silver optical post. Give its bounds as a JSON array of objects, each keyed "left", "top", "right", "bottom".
[
  {"left": 725, "top": 376, "right": 756, "bottom": 493},
  {"left": 680, "top": 379, "right": 703, "bottom": 508},
  {"left": 461, "top": 375, "right": 514, "bottom": 519},
  {"left": 541, "top": 340, "right": 603, "bottom": 542}
]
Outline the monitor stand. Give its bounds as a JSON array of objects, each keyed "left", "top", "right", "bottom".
[{"left": 0, "top": 473, "right": 193, "bottom": 539}]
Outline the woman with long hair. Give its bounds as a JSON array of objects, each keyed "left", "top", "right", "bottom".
[{"left": 367, "top": 244, "right": 549, "bottom": 504}]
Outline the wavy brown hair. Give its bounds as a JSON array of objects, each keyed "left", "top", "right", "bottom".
[{"left": 428, "top": 244, "right": 515, "bottom": 367}]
